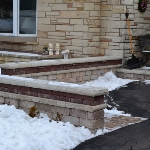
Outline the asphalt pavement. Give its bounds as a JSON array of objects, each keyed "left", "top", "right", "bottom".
[{"left": 74, "top": 81, "right": 150, "bottom": 150}]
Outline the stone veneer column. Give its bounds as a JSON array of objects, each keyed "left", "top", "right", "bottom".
[{"left": 37, "top": 0, "right": 101, "bottom": 57}]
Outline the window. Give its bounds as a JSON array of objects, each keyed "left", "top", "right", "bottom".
[{"left": 0, "top": 0, "right": 37, "bottom": 37}]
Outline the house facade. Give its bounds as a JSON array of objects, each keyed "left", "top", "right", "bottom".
[{"left": 0, "top": 0, "right": 150, "bottom": 58}]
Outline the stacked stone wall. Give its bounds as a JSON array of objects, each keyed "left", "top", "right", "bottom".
[
  {"left": 100, "top": 0, "right": 150, "bottom": 59},
  {"left": 37, "top": 0, "right": 101, "bottom": 57},
  {"left": 0, "top": 0, "right": 149, "bottom": 58}
]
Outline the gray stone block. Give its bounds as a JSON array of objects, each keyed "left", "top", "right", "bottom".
[
  {"left": 70, "top": 109, "right": 87, "bottom": 119},
  {"left": 5, "top": 98, "right": 19, "bottom": 107},
  {"left": 62, "top": 116, "right": 79, "bottom": 126},
  {"left": 0, "top": 97, "right": 4, "bottom": 104},
  {"left": 20, "top": 100, "right": 35, "bottom": 109}
]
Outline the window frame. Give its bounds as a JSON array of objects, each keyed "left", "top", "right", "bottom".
[{"left": 0, "top": 0, "right": 37, "bottom": 37}]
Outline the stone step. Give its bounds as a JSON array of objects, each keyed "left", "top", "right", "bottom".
[{"left": 116, "top": 68, "right": 150, "bottom": 80}]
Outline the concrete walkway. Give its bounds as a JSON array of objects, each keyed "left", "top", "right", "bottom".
[{"left": 74, "top": 81, "right": 150, "bottom": 150}]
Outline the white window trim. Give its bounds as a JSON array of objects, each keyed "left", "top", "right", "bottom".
[
  {"left": 14, "top": 0, "right": 18, "bottom": 36},
  {"left": 0, "top": 0, "right": 37, "bottom": 37}
]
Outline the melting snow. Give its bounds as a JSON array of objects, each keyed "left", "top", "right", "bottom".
[{"left": 82, "top": 71, "right": 134, "bottom": 91}]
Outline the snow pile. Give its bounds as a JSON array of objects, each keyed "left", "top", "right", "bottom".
[
  {"left": 0, "top": 105, "right": 93, "bottom": 150},
  {"left": 141, "top": 66, "right": 150, "bottom": 70},
  {"left": 82, "top": 71, "right": 134, "bottom": 91},
  {"left": 0, "top": 75, "right": 34, "bottom": 81},
  {"left": 143, "top": 80, "right": 150, "bottom": 84}
]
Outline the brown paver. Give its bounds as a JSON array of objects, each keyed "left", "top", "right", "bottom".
[{"left": 104, "top": 115, "right": 145, "bottom": 130}]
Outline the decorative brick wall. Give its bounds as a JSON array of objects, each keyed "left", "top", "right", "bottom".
[
  {"left": 1, "top": 59, "right": 122, "bottom": 75},
  {"left": 0, "top": 83, "right": 104, "bottom": 106},
  {"left": 0, "top": 91, "right": 105, "bottom": 133},
  {"left": 0, "top": 56, "right": 122, "bottom": 83},
  {"left": 0, "top": 75, "right": 108, "bottom": 132}
]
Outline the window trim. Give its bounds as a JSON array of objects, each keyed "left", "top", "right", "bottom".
[
  {"left": 0, "top": 0, "right": 37, "bottom": 37},
  {"left": 0, "top": 36, "right": 37, "bottom": 42}
]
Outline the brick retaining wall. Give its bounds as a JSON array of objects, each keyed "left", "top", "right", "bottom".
[
  {"left": 0, "top": 75, "right": 108, "bottom": 132},
  {"left": 1, "top": 59, "right": 122, "bottom": 75},
  {"left": 0, "top": 56, "right": 122, "bottom": 83},
  {"left": 0, "top": 92, "right": 105, "bottom": 132},
  {"left": 0, "top": 83, "right": 104, "bottom": 106},
  {"left": 0, "top": 56, "right": 124, "bottom": 132}
]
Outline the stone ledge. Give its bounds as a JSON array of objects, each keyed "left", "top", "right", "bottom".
[
  {"left": 0, "top": 75, "right": 108, "bottom": 96},
  {"left": 0, "top": 91, "right": 107, "bottom": 112},
  {"left": 0, "top": 56, "right": 122, "bottom": 69},
  {"left": 0, "top": 51, "right": 63, "bottom": 60},
  {"left": 117, "top": 68, "right": 150, "bottom": 75}
]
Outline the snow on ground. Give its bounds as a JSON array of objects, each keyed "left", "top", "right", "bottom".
[
  {"left": 82, "top": 71, "right": 134, "bottom": 91},
  {"left": 0, "top": 71, "right": 148, "bottom": 149},
  {"left": 0, "top": 105, "right": 94, "bottom": 150},
  {"left": 0, "top": 51, "right": 41, "bottom": 56},
  {"left": 141, "top": 66, "right": 150, "bottom": 70},
  {"left": 144, "top": 80, "right": 150, "bottom": 84},
  {"left": 0, "top": 104, "right": 146, "bottom": 150}
]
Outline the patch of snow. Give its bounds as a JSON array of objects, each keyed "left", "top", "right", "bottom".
[
  {"left": 104, "top": 107, "right": 131, "bottom": 119},
  {"left": 95, "top": 126, "right": 121, "bottom": 137},
  {"left": 0, "top": 75, "right": 34, "bottom": 81},
  {"left": 143, "top": 80, "right": 150, "bottom": 84},
  {"left": 141, "top": 66, "right": 150, "bottom": 70},
  {"left": 0, "top": 51, "right": 41, "bottom": 56},
  {"left": 82, "top": 71, "right": 134, "bottom": 91},
  {"left": 0, "top": 101, "right": 147, "bottom": 149},
  {"left": 48, "top": 81, "right": 82, "bottom": 87},
  {"left": 0, "top": 105, "right": 94, "bottom": 150}
]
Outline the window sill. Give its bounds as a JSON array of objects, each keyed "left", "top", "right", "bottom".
[{"left": 0, "top": 36, "right": 37, "bottom": 43}]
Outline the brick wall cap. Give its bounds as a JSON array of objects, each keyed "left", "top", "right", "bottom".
[
  {"left": 0, "top": 75, "right": 108, "bottom": 96},
  {"left": 0, "top": 56, "right": 122, "bottom": 69}
]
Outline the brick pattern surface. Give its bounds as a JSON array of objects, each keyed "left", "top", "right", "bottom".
[
  {"left": 1, "top": 59, "right": 122, "bottom": 75},
  {"left": 0, "top": 83, "right": 104, "bottom": 106},
  {"left": 0, "top": 96, "right": 104, "bottom": 131},
  {"left": 105, "top": 115, "right": 145, "bottom": 130}
]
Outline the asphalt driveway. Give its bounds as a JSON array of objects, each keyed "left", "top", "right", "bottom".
[{"left": 74, "top": 81, "right": 150, "bottom": 150}]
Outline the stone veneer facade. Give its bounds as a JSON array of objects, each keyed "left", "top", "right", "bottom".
[{"left": 0, "top": 0, "right": 150, "bottom": 58}]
